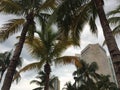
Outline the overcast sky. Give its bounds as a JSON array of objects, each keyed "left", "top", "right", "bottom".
[{"left": 0, "top": 0, "right": 120, "bottom": 90}]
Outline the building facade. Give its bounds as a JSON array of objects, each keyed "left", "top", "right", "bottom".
[{"left": 80, "top": 44, "right": 117, "bottom": 84}]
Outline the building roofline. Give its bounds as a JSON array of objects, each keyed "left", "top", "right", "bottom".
[{"left": 81, "top": 43, "right": 106, "bottom": 55}]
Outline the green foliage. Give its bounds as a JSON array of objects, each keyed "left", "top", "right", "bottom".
[
  {"left": 0, "top": 50, "right": 23, "bottom": 83},
  {"left": 54, "top": 0, "right": 98, "bottom": 45},
  {"left": 30, "top": 70, "right": 57, "bottom": 90},
  {"left": 64, "top": 60, "right": 118, "bottom": 90},
  {"left": 0, "top": 0, "right": 58, "bottom": 42},
  {"left": 107, "top": 4, "right": 120, "bottom": 37}
]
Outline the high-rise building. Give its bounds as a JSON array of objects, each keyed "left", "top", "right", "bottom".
[
  {"left": 80, "top": 44, "right": 117, "bottom": 84},
  {"left": 49, "top": 77, "right": 60, "bottom": 90}
]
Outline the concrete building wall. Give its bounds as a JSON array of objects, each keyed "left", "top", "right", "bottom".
[{"left": 80, "top": 44, "right": 116, "bottom": 83}]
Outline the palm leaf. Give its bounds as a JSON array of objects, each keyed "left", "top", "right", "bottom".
[
  {"left": 112, "top": 25, "right": 120, "bottom": 36},
  {"left": 13, "top": 70, "right": 21, "bottom": 84},
  {"left": 30, "top": 80, "right": 41, "bottom": 86},
  {"left": 52, "top": 39, "right": 74, "bottom": 57},
  {"left": 25, "top": 37, "right": 46, "bottom": 59},
  {"left": 33, "top": 87, "right": 43, "bottom": 90},
  {"left": 0, "top": 0, "right": 22, "bottom": 14},
  {"left": 89, "top": 17, "right": 98, "bottom": 35},
  {"left": 56, "top": 0, "right": 97, "bottom": 45},
  {"left": 38, "top": 0, "right": 58, "bottom": 11},
  {"left": 108, "top": 17, "right": 120, "bottom": 25},
  {"left": 107, "top": 5, "right": 120, "bottom": 16},
  {"left": 0, "top": 18, "right": 25, "bottom": 42},
  {"left": 55, "top": 56, "right": 82, "bottom": 68},
  {"left": 27, "top": 23, "right": 36, "bottom": 41},
  {"left": 14, "top": 60, "right": 45, "bottom": 80}
]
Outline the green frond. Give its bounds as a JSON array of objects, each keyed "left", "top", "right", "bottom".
[
  {"left": 27, "top": 23, "right": 36, "bottom": 41},
  {"left": 108, "top": 17, "right": 120, "bottom": 25},
  {"left": 14, "top": 60, "right": 45, "bottom": 80},
  {"left": 112, "top": 25, "right": 120, "bottom": 36},
  {"left": 89, "top": 17, "right": 98, "bottom": 35},
  {"left": 25, "top": 37, "right": 46, "bottom": 59},
  {"left": 89, "top": 62, "right": 99, "bottom": 71},
  {"left": 30, "top": 80, "right": 41, "bottom": 85},
  {"left": 17, "top": 57, "right": 23, "bottom": 69},
  {"left": 52, "top": 39, "right": 74, "bottom": 57},
  {"left": 19, "top": 61, "right": 44, "bottom": 72},
  {"left": 13, "top": 70, "right": 21, "bottom": 84},
  {"left": 0, "top": 18, "right": 25, "bottom": 42},
  {"left": 55, "top": 56, "right": 82, "bottom": 68},
  {"left": 0, "top": 0, "right": 22, "bottom": 14},
  {"left": 107, "top": 5, "right": 120, "bottom": 16},
  {"left": 56, "top": 0, "right": 97, "bottom": 45},
  {"left": 33, "top": 87, "right": 43, "bottom": 90},
  {"left": 38, "top": 0, "right": 57, "bottom": 11}
]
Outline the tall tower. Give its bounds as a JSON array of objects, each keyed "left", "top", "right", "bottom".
[{"left": 80, "top": 44, "right": 117, "bottom": 84}]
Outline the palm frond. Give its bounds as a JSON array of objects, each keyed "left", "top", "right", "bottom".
[
  {"left": 107, "top": 5, "right": 120, "bottom": 16},
  {"left": 0, "top": 18, "right": 25, "bottom": 42},
  {"left": 89, "top": 62, "right": 98, "bottom": 72},
  {"left": 13, "top": 70, "right": 21, "bottom": 84},
  {"left": 33, "top": 87, "right": 43, "bottom": 90},
  {"left": 55, "top": 56, "right": 82, "bottom": 68},
  {"left": 89, "top": 17, "right": 98, "bottom": 35},
  {"left": 52, "top": 39, "right": 74, "bottom": 57},
  {"left": 56, "top": 0, "right": 97, "bottom": 45},
  {"left": 16, "top": 57, "right": 23, "bottom": 69},
  {"left": 108, "top": 17, "right": 120, "bottom": 25},
  {"left": 27, "top": 23, "right": 36, "bottom": 41},
  {"left": 112, "top": 25, "right": 120, "bottom": 36},
  {"left": 0, "top": 0, "right": 22, "bottom": 14},
  {"left": 38, "top": 0, "right": 58, "bottom": 11},
  {"left": 14, "top": 60, "right": 45, "bottom": 80},
  {"left": 30, "top": 80, "right": 41, "bottom": 85},
  {"left": 25, "top": 37, "right": 46, "bottom": 59},
  {"left": 20, "top": 61, "right": 44, "bottom": 72}
]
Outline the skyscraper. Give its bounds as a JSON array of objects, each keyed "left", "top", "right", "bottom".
[{"left": 80, "top": 44, "right": 117, "bottom": 84}]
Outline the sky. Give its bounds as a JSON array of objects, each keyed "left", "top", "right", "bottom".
[{"left": 0, "top": 0, "right": 120, "bottom": 90}]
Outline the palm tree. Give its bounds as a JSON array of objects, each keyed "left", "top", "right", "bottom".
[
  {"left": 65, "top": 60, "right": 118, "bottom": 90},
  {"left": 97, "top": 75, "right": 118, "bottom": 90},
  {"left": 53, "top": 0, "right": 120, "bottom": 87},
  {"left": 30, "top": 71, "right": 57, "bottom": 90},
  {"left": 73, "top": 60, "right": 100, "bottom": 90},
  {"left": 15, "top": 20, "right": 81, "bottom": 90},
  {"left": 64, "top": 82, "right": 76, "bottom": 90},
  {"left": 54, "top": 0, "right": 98, "bottom": 45},
  {"left": 0, "top": 0, "right": 58, "bottom": 90},
  {"left": 91, "top": 0, "right": 120, "bottom": 87},
  {"left": 0, "top": 50, "right": 22, "bottom": 83}
]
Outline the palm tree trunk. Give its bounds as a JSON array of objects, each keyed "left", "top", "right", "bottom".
[
  {"left": 44, "top": 61, "right": 51, "bottom": 90},
  {"left": 92, "top": 0, "right": 120, "bottom": 88},
  {"left": 1, "top": 12, "right": 34, "bottom": 90}
]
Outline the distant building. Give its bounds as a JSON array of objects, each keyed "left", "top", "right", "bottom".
[
  {"left": 79, "top": 44, "right": 117, "bottom": 84},
  {"left": 49, "top": 77, "right": 60, "bottom": 90}
]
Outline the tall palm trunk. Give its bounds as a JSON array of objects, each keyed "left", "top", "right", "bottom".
[
  {"left": 44, "top": 61, "right": 51, "bottom": 90},
  {"left": 92, "top": 0, "right": 120, "bottom": 88},
  {"left": 1, "top": 12, "right": 34, "bottom": 90}
]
